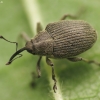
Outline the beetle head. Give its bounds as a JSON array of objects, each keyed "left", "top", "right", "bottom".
[
  {"left": 0, "top": 36, "right": 36, "bottom": 65},
  {"left": 6, "top": 40, "right": 35, "bottom": 65}
]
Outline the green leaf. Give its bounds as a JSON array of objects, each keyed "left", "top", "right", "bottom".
[{"left": 0, "top": 0, "right": 100, "bottom": 100}]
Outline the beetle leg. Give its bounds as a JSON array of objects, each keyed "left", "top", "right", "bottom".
[
  {"left": 60, "top": 7, "right": 86, "bottom": 20},
  {"left": 20, "top": 32, "right": 30, "bottom": 42},
  {"left": 18, "top": 32, "right": 30, "bottom": 49},
  {"left": 60, "top": 14, "right": 77, "bottom": 20},
  {"left": 46, "top": 57, "right": 57, "bottom": 93},
  {"left": 68, "top": 57, "right": 100, "bottom": 66},
  {"left": 36, "top": 23, "right": 43, "bottom": 77},
  {"left": 36, "top": 56, "right": 42, "bottom": 78},
  {"left": 36, "top": 22, "right": 43, "bottom": 76},
  {"left": 36, "top": 22, "right": 43, "bottom": 33}
]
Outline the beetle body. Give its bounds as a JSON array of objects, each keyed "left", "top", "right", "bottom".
[
  {"left": 26, "top": 20, "right": 97, "bottom": 58},
  {"left": 0, "top": 19, "right": 98, "bottom": 93}
]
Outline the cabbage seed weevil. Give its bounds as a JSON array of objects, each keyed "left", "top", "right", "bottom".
[{"left": 0, "top": 14, "right": 100, "bottom": 93}]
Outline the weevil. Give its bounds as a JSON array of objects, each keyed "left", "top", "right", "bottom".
[{"left": 0, "top": 14, "right": 100, "bottom": 93}]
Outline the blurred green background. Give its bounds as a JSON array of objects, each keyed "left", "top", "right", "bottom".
[{"left": 0, "top": 0, "right": 100, "bottom": 100}]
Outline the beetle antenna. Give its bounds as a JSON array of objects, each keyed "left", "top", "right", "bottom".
[
  {"left": 6, "top": 47, "right": 27, "bottom": 65},
  {"left": 0, "top": 35, "right": 25, "bottom": 65},
  {"left": 0, "top": 35, "right": 18, "bottom": 51}
]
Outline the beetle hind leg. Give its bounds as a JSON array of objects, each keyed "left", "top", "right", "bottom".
[
  {"left": 46, "top": 57, "right": 57, "bottom": 93},
  {"left": 82, "top": 58, "right": 100, "bottom": 66},
  {"left": 68, "top": 57, "right": 100, "bottom": 66},
  {"left": 60, "top": 7, "right": 86, "bottom": 20},
  {"left": 60, "top": 14, "right": 77, "bottom": 20}
]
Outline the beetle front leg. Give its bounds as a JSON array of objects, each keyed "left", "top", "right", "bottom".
[
  {"left": 68, "top": 57, "right": 100, "bottom": 66},
  {"left": 36, "top": 22, "right": 43, "bottom": 77},
  {"left": 46, "top": 57, "right": 57, "bottom": 93},
  {"left": 36, "top": 56, "right": 42, "bottom": 78},
  {"left": 18, "top": 32, "right": 31, "bottom": 49},
  {"left": 36, "top": 22, "right": 43, "bottom": 33},
  {"left": 20, "top": 32, "right": 30, "bottom": 42}
]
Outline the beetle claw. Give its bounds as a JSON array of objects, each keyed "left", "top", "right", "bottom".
[{"left": 53, "top": 81, "right": 57, "bottom": 93}]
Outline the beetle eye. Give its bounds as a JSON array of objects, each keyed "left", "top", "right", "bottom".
[
  {"left": 27, "top": 49, "right": 33, "bottom": 53},
  {"left": 27, "top": 49, "right": 36, "bottom": 55}
]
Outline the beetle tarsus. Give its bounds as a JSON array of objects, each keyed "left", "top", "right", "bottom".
[
  {"left": 46, "top": 57, "right": 57, "bottom": 93},
  {"left": 36, "top": 56, "right": 42, "bottom": 78},
  {"left": 87, "top": 60, "right": 100, "bottom": 66},
  {"left": 37, "top": 71, "right": 41, "bottom": 78},
  {"left": 52, "top": 73, "right": 57, "bottom": 93},
  {"left": 68, "top": 57, "right": 100, "bottom": 67}
]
